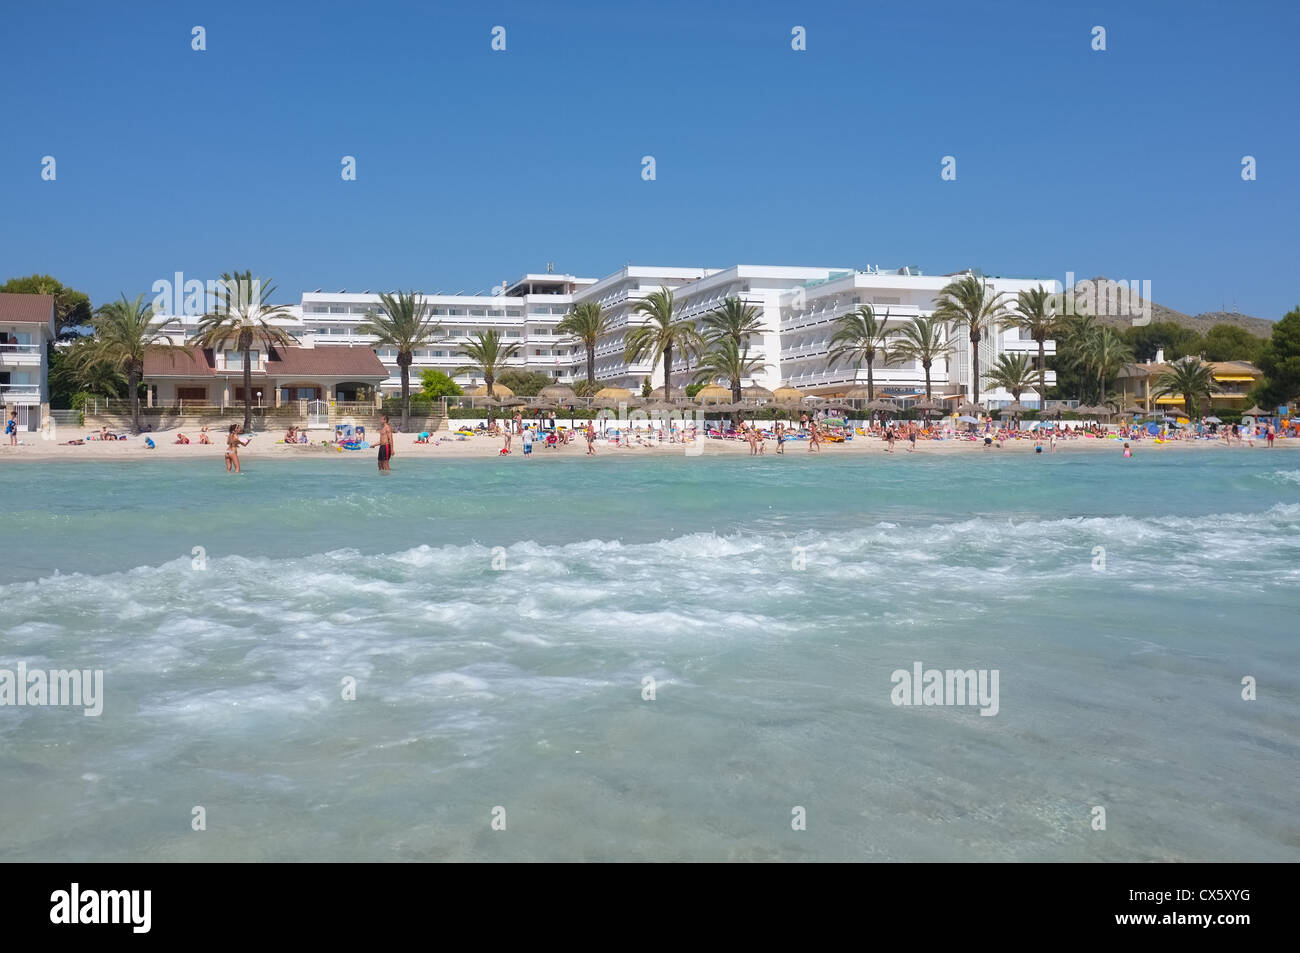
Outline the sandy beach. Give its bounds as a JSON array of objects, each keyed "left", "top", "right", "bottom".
[{"left": 3, "top": 425, "right": 1294, "bottom": 462}]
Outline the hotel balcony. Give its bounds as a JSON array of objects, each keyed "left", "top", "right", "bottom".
[
  {"left": 0, "top": 343, "right": 43, "bottom": 367},
  {"left": 0, "top": 383, "right": 42, "bottom": 405}
]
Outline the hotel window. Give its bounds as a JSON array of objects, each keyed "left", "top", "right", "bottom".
[
  {"left": 433, "top": 350, "right": 445, "bottom": 357},
  {"left": 177, "top": 386, "right": 207, "bottom": 401},
  {"left": 433, "top": 308, "right": 449, "bottom": 316},
  {"left": 470, "top": 308, "right": 487, "bottom": 317},
  {"left": 329, "top": 306, "right": 348, "bottom": 313}
]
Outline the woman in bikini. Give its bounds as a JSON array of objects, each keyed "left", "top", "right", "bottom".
[{"left": 225, "top": 424, "right": 243, "bottom": 473}]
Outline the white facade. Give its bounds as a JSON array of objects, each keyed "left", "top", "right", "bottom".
[{"left": 157, "top": 264, "right": 1059, "bottom": 405}]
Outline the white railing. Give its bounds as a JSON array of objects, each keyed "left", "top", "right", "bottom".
[{"left": 0, "top": 384, "right": 42, "bottom": 402}]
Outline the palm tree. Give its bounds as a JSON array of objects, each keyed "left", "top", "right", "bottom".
[
  {"left": 623, "top": 288, "right": 702, "bottom": 401},
  {"left": 1057, "top": 313, "right": 1100, "bottom": 403},
  {"left": 694, "top": 339, "right": 768, "bottom": 403},
  {"left": 1154, "top": 356, "right": 1220, "bottom": 418},
  {"left": 933, "top": 274, "right": 1009, "bottom": 405},
  {"left": 827, "top": 305, "right": 900, "bottom": 400},
  {"left": 193, "top": 271, "right": 295, "bottom": 430},
  {"left": 984, "top": 352, "right": 1037, "bottom": 403},
  {"left": 556, "top": 301, "right": 612, "bottom": 391},
  {"left": 702, "top": 297, "right": 764, "bottom": 351},
  {"left": 890, "top": 316, "right": 954, "bottom": 401},
  {"left": 357, "top": 291, "right": 440, "bottom": 430},
  {"left": 1004, "top": 286, "right": 1060, "bottom": 409},
  {"left": 1086, "top": 327, "right": 1134, "bottom": 407},
  {"left": 456, "top": 329, "right": 521, "bottom": 408},
  {"left": 85, "top": 294, "right": 179, "bottom": 433}
]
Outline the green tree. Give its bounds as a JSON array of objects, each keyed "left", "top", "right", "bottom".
[
  {"left": 357, "top": 291, "right": 441, "bottom": 430},
  {"left": 1, "top": 274, "right": 92, "bottom": 334},
  {"left": 693, "top": 339, "right": 768, "bottom": 403},
  {"left": 419, "top": 369, "right": 463, "bottom": 400},
  {"left": 193, "top": 271, "right": 295, "bottom": 430},
  {"left": 49, "top": 334, "right": 128, "bottom": 408},
  {"left": 1201, "top": 323, "right": 1262, "bottom": 363},
  {"left": 456, "top": 330, "right": 521, "bottom": 411},
  {"left": 1004, "top": 286, "right": 1059, "bottom": 409},
  {"left": 702, "top": 297, "right": 763, "bottom": 352},
  {"left": 827, "top": 305, "right": 899, "bottom": 401},
  {"left": 984, "top": 352, "right": 1037, "bottom": 403},
  {"left": 933, "top": 274, "right": 1008, "bottom": 404},
  {"left": 623, "top": 288, "right": 702, "bottom": 400},
  {"left": 1086, "top": 326, "right": 1135, "bottom": 406},
  {"left": 85, "top": 294, "right": 179, "bottom": 432},
  {"left": 891, "top": 316, "right": 955, "bottom": 401},
  {"left": 555, "top": 301, "right": 612, "bottom": 390},
  {"left": 641, "top": 376, "right": 652, "bottom": 398},
  {"left": 496, "top": 369, "right": 551, "bottom": 396},
  {"left": 1255, "top": 307, "right": 1300, "bottom": 408},
  {"left": 1154, "top": 357, "right": 1220, "bottom": 418},
  {"left": 1122, "top": 321, "right": 1202, "bottom": 363}
]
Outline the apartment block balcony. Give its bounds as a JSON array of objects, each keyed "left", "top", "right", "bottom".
[
  {"left": 0, "top": 383, "right": 42, "bottom": 405},
  {"left": 0, "top": 343, "right": 43, "bottom": 367}
]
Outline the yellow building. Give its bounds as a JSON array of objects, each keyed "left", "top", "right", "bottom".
[{"left": 1116, "top": 357, "right": 1263, "bottom": 414}]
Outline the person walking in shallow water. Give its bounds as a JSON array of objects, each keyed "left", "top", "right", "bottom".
[
  {"left": 225, "top": 424, "right": 246, "bottom": 473},
  {"left": 377, "top": 414, "right": 394, "bottom": 472}
]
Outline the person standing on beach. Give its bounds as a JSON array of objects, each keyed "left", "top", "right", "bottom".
[
  {"left": 775, "top": 421, "right": 785, "bottom": 454},
  {"left": 808, "top": 423, "right": 821, "bottom": 452},
  {"left": 5, "top": 411, "right": 17, "bottom": 445},
  {"left": 378, "top": 415, "right": 394, "bottom": 472},
  {"left": 585, "top": 422, "right": 596, "bottom": 455},
  {"left": 522, "top": 424, "right": 534, "bottom": 459},
  {"left": 907, "top": 424, "right": 917, "bottom": 452}
]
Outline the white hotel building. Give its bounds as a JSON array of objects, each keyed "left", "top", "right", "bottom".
[{"left": 153, "top": 264, "right": 1057, "bottom": 407}]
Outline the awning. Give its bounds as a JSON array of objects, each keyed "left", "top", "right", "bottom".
[{"left": 1212, "top": 375, "right": 1256, "bottom": 382}]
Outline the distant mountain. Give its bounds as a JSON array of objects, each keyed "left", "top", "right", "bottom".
[{"left": 1065, "top": 277, "right": 1274, "bottom": 338}]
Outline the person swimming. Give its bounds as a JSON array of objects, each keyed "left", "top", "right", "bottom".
[{"left": 1123, "top": 442, "right": 1132, "bottom": 457}]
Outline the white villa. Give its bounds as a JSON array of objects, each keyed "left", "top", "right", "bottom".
[
  {"left": 0, "top": 293, "right": 57, "bottom": 431},
  {"left": 148, "top": 264, "right": 1059, "bottom": 407}
]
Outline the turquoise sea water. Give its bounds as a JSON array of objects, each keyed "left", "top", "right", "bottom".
[{"left": 1, "top": 451, "right": 1297, "bottom": 861}]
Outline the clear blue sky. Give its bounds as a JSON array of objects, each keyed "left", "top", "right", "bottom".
[{"left": 2, "top": 0, "right": 1296, "bottom": 318}]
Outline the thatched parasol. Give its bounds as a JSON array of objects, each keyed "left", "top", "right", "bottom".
[
  {"left": 538, "top": 384, "right": 577, "bottom": 402},
  {"left": 996, "top": 401, "right": 1031, "bottom": 416},
  {"left": 594, "top": 386, "right": 633, "bottom": 401},
  {"left": 956, "top": 401, "right": 985, "bottom": 416},
  {"left": 695, "top": 384, "right": 732, "bottom": 404},
  {"left": 772, "top": 385, "right": 805, "bottom": 402},
  {"left": 469, "top": 383, "right": 513, "bottom": 398},
  {"left": 1243, "top": 405, "right": 1267, "bottom": 416},
  {"left": 742, "top": 385, "right": 775, "bottom": 401},
  {"left": 864, "top": 398, "right": 898, "bottom": 411}
]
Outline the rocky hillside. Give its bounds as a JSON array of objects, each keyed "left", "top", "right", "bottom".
[{"left": 1067, "top": 277, "right": 1274, "bottom": 338}]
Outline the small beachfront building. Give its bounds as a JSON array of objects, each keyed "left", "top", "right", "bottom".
[
  {"left": 1115, "top": 355, "right": 1265, "bottom": 415},
  {"left": 0, "top": 292, "right": 56, "bottom": 432},
  {"left": 143, "top": 344, "right": 389, "bottom": 408}
]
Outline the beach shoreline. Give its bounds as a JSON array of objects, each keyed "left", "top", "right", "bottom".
[{"left": 2, "top": 426, "right": 1295, "bottom": 462}]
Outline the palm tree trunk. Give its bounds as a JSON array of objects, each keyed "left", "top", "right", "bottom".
[
  {"left": 129, "top": 368, "right": 141, "bottom": 433},
  {"left": 400, "top": 360, "right": 411, "bottom": 431},
  {"left": 866, "top": 357, "right": 875, "bottom": 401},
  {"left": 243, "top": 352, "right": 253, "bottom": 431},
  {"left": 731, "top": 376, "right": 741, "bottom": 403},
  {"left": 1037, "top": 339, "right": 1047, "bottom": 412},
  {"left": 923, "top": 362, "right": 933, "bottom": 401},
  {"left": 663, "top": 345, "right": 673, "bottom": 400},
  {"left": 586, "top": 342, "right": 596, "bottom": 387},
  {"left": 970, "top": 333, "right": 981, "bottom": 404}
]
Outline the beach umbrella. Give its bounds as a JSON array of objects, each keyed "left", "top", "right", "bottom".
[
  {"left": 591, "top": 397, "right": 621, "bottom": 410},
  {"left": 956, "top": 415, "right": 980, "bottom": 424},
  {"left": 742, "top": 385, "right": 775, "bottom": 401},
  {"left": 996, "top": 401, "right": 1030, "bottom": 416},
  {"left": 594, "top": 386, "right": 632, "bottom": 401},
  {"left": 772, "top": 385, "right": 805, "bottom": 402},
  {"left": 695, "top": 384, "right": 731, "bottom": 404},
  {"left": 1204, "top": 415, "right": 1222, "bottom": 423},
  {"left": 1121, "top": 403, "right": 1146, "bottom": 415},
  {"left": 538, "top": 384, "right": 577, "bottom": 402},
  {"left": 864, "top": 397, "right": 898, "bottom": 411},
  {"left": 956, "top": 401, "right": 985, "bottom": 416},
  {"left": 913, "top": 398, "right": 943, "bottom": 415},
  {"left": 1243, "top": 405, "right": 1267, "bottom": 417},
  {"left": 469, "top": 383, "right": 513, "bottom": 398},
  {"left": 499, "top": 396, "right": 527, "bottom": 407}
]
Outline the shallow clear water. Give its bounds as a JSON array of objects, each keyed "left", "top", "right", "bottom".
[{"left": 1, "top": 452, "right": 1298, "bottom": 861}]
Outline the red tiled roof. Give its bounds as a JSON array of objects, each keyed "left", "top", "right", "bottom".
[
  {"left": 0, "top": 293, "right": 56, "bottom": 324},
  {"left": 144, "top": 345, "right": 388, "bottom": 379},
  {"left": 145, "top": 347, "right": 216, "bottom": 376},
  {"left": 269, "top": 345, "right": 388, "bottom": 378}
]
